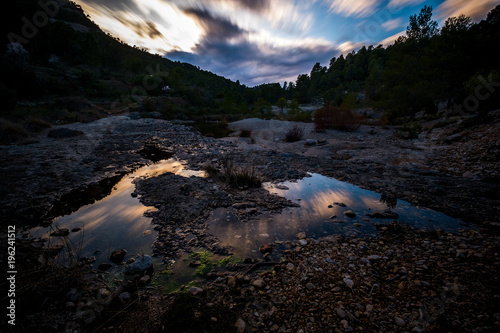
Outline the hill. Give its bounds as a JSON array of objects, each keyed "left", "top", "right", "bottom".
[{"left": 1, "top": 0, "right": 251, "bottom": 143}]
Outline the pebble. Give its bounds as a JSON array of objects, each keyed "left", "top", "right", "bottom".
[
  {"left": 252, "top": 278, "right": 266, "bottom": 289},
  {"left": 395, "top": 317, "right": 405, "bottom": 326},
  {"left": 235, "top": 318, "right": 246, "bottom": 333},
  {"left": 188, "top": 287, "right": 203, "bottom": 295},
  {"left": 118, "top": 292, "right": 131, "bottom": 305},
  {"left": 227, "top": 276, "right": 237, "bottom": 288},
  {"left": 344, "top": 278, "right": 354, "bottom": 289},
  {"left": 296, "top": 232, "right": 307, "bottom": 239}
]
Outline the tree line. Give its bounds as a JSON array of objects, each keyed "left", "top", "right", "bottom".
[
  {"left": 2, "top": 1, "right": 499, "bottom": 124},
  {"left": 267, "top": 5, "right": 500, "bottom": 122}
]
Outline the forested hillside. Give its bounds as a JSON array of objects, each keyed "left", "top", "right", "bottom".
[
  {"left": 1, "top": 1, "right": 500, "bottom": 144},
  {"left": 287, "top": 5, "right": 500, "bottom": 121}
]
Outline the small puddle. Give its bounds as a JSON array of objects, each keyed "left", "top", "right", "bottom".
[
  {"left": 27, "top": 158, "right": 205, "bottom": 268},
  {"left": 209, "top": 173, "right": 467, "bottom": 258}
]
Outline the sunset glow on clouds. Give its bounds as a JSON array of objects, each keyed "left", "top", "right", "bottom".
[{"left": 74, "top": 0, "right": 498, "bottom": 86}]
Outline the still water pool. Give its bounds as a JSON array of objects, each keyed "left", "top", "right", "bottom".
[
  {"left": 209, "top": 173, "right": 466, "bottom": 258},
  {"left": 28, "top": 159, "right": 205, "bottom": 267}
]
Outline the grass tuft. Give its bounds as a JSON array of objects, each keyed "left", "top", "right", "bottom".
[
  {"left": 285, "top": 125, "right": 304, "bottom": 142},
  {"left": 203, "top": 156, "right": 261, "bottom": 188}
]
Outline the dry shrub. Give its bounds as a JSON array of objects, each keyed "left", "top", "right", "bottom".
[
  {"left": 23, "top": 116, "right": 51, "bottom": 133},
  {"left": 314, "top": 106, "right": 363, "bottom": 132},
  {"left": 285, "top": 125, "right": 304, "bottom": 142},
  {"left": 203, "top": 157, "right": 261, "bottom": 188},
  {"left": 0, "top": 118, "right": 30, "bottom": 144}
]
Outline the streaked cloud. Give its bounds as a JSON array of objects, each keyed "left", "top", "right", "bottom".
[
  {"left": 169, "top": 30, "right": 338, "bottom": 85},
  {"left": 378, "top": 30, "right": 406, "bottom": 46},
  {"left": 387, "top": 0, "right": 426, "bottom": 9},
  {"left": 77, "top": 0, "right": 202, "bottom": 54},
  {"left": 382, "top": 18, "right": 403, "bottom": 31},
  {"left": 323, "top": 0, "right": 381, "bottom": 18},
  {"left": 435, "top": 0, "right": 499, "bottom": 21},
  {"left": 338, "top": 41, "right": 365, "bottom": 54}
]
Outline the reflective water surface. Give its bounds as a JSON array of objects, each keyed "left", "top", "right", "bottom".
[
  {"left": 209, "top": 173, "right": 466, "bottom": 258},
  {"left": 29, "top": 159, "right": 205, "bottom": 267}
]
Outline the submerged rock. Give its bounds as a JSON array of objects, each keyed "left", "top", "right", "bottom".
[
  {"left": 97, "top": 263, "right": 112, "bottom": 271},
  {"left": 344, "top": 210, "right": 356, "bottom": 218},
  {"left": 125, "top": 255, "right": 153, "bottom": 275},
  {"left": 50, "top": 228, "right": 70, "bottom": 237},
  {"left": 366, "top": 210, "right": 399, "bottom": 219}
]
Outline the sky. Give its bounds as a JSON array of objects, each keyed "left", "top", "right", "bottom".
[{"left": 73, "top": 0, "right": 499, "bottom": 86}]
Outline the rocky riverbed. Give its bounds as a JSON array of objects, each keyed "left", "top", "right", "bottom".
[{"left": 1, "top": 112, "right": 499, "bottom": 332}]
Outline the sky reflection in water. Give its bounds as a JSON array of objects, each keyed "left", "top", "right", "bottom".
[
  {"left": 30, "top": 159, "right": 205, "bottom": 266},
  {"left": 209, "top": 173, "right": 464, "bottom": 257}
]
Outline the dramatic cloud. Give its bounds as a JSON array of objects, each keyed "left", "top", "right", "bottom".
[
  {"left": 184, "top": 8, "right": 244, "bottom": 40},
  {"left": 74, "top": 0, "right": 498, "bottom": 86},
  {"left": 169, "top": 31, "right": 338, "bottom": 85}
]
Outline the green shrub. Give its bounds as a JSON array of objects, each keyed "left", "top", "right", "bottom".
[{"left": 396, "top": 121, "right": 423, "bottom": 139}]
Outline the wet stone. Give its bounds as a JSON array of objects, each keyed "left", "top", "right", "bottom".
[
  {"left": 344, "top": 210, "right": 356, "bottom": 218},
  {"left": 50, "top": 228, "right": 70, "bottom": 237},
  {"left": 259, "top": 243, "right": 273, "bottom": 254},
  {"left": 110, "top": 249, "right": 127, "bottom": 263}
]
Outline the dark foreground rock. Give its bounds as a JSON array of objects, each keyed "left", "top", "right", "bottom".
[{"left": 93, "top": 223, "right": 500, "bottom": 333}]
